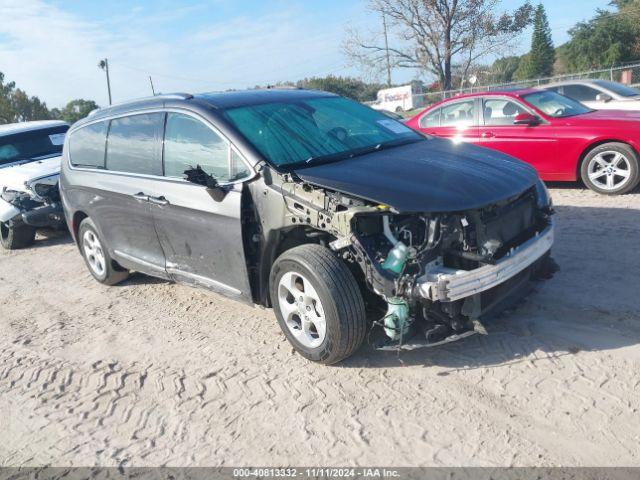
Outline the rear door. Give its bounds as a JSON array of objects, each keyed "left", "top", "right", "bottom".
[
  {"left": 151, "top": 111, "right": 255, "bottom": 303},
  {"left": 478, "top": 96, "right": 558, "bottom": 176},
  {"left": 99, "top": 113, "right": 168, "bottom": 277},
  {"left": 417, "top": 98, "right": 479, "bottom": 144}
]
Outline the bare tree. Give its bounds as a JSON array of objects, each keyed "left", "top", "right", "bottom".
[{"left": 344, "top": 0, "right": 533, "bottom": 91}]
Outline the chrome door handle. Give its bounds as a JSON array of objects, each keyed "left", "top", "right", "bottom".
[
  {"left": 481, "top": 132, "right": 495, "bottom": 138},
  {"left": 132, "top": 192, "right": 149, "bottom": 202},
  {"left": 149, "top": 196, "right": 169, "bottom": 206}
]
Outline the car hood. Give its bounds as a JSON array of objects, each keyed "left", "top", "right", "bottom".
[
  {"left": 293, "top": 138, "right": 539, "bottom": 213},
  {"left": 0, "top": 156, "right": 61, "bottom": 192},
  {"left": 565, "top": 109, "right": 640, "bottom": 124}
]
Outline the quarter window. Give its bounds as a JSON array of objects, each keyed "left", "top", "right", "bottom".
[
  {"left": 163, "top": 113, "right": 250, "bottom": 183},
  {"left": 440, "top": 100, "right": 475, "bottom": 127},
  {"left": 69, "top": 121, "right": 108, "bottom": 168},
  {"left": 105, "top": 113, "right": 164, "bottom": 175},
  {"left": 483, "top": 99, "right": 527, "bottom": 126},
  {"left": 419, "top": 108, "right": 440, "bottom": 128}
]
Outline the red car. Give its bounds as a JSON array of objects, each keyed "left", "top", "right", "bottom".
[{"left": 406, "top": 88, "right": 640, "bottom": 194}]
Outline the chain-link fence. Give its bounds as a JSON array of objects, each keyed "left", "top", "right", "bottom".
[{"left": 406, "top": 62, "right": 640, "bottom": 111}]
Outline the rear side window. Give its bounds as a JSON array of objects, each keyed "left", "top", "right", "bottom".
[
  {"left": 106, "top": 113, "right": 164, "bottom": 175},
  {"left": 69, "top": 122, "right": 108, "bottom": 168},
  {"left": 163, "top": 113, "right": 250, "bottom": 183},
  {"left": 419, "top": 108, "right": 440, "bottom": 128},
  {"left": 440, "top": 100, "right": 475, "bottom": 127}
]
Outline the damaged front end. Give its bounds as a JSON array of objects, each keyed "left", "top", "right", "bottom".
[
  {"left": 0, "top": 175, "right": 65, "bottom": 229},
  {"left": 275, "top": 173, "right": 556, "bottom": 350}
]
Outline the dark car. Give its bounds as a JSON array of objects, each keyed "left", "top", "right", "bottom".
[{"left": 60, "top": 90, "right": 555, "bottom": 364}]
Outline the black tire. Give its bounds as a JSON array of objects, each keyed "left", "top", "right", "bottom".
[
  {"left": 269, "top": 244, "right": 367, "bottom": 364},
  {"left": 580, "top": 142, "right": 640, "bottom": 195},
  {"left": 0, "top": 220, "right": 36, "bottom": 250},
  {"left": 78, "top": 218, "right": 129, "bottom": 285}
]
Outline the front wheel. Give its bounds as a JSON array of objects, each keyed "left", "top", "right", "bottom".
[
  {"left": 0, "top": 221, "right": 36, "bottom": 250},
  {"left": 581, "top": 143, "right": 640, "bottom": 195},
  {"left": 270, "top": 244, "right": 367, "bottom": 364}
]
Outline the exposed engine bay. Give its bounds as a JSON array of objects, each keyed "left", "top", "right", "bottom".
[
  {"left": 266, "top": 170, "right": 556, "bottom": 349},
  {"left": 0, "top": 174, "right": 65, "bottom": 229}
]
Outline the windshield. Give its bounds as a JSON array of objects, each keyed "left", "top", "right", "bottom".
[
  {"left": 0, "top": 126, "right": 68, "bottom": 167},
  {"left": 593, "top": 80, "right": 640, "bottom": 97},
  {"left": 223, "top": 96, "right": 422, "bottom": 168},
  {"left": 522, "top": 91, "right": 592, "bottom": 118}
]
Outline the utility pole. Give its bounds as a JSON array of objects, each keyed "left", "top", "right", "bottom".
[
  {"left": 382, "top": 12, "right": 392, "bottom": 87},
  {"left": 149, "top": 76, "right": 156, "bottom": 95},
  {"left": 98, "top": 58, "right": 112, "bottom": 105}
]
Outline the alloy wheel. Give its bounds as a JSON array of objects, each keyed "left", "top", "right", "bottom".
[
  {"left": 82, "top": 230, "right": 106, "bottom": 277},
  {"left": 587, "top": 151, "right": 632, "bottom": 191},
  {"left": 277, "top": 271, "right": 327, "bottom": 348}
]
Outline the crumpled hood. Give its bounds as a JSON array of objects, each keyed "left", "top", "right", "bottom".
[
  {"left": 293, "top": 138, "right": 539, "bottom": 213},
  {"left": 0, "top": 156, "right": 61, "bottom": 192}
]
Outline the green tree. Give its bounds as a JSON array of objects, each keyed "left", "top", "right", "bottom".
[
  {"left": 295, "top": 76, "right": 386, "bottom": 102},
  {"left": 488, "top": 56, "right": 523, "bottom": 83},
  {"left": 59, "top": 99, "right": 99, "bottom": 124},
  {"left": 560, "top": 1, "right": 640, "bottom": 71},
  {"left": 528, "top": 4, "right": 555, "bottom": 77}
]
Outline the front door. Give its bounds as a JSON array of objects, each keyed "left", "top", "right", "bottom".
[
  {"left": 151, "top": 111, "right": 254, "bottom": 303},
  {"left": 478, "top": 97, "right": 558, "bottom": 176}
]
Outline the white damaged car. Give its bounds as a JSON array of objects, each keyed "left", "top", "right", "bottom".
[{"left": 0, "top": 121, "right": 69, "bottom": 249}]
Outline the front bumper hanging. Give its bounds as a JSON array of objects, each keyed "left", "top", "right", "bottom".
[{"left": 416, "top": 222, "right": 555, "bottom": 303}]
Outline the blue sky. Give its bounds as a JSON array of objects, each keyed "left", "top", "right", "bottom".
[{"left": 1, "top": 0, "right": 610, "bottom": 108}]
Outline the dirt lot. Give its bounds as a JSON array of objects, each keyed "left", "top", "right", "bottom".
[{"left": 1, "top": 186, "right": 639, "bottom": 467}]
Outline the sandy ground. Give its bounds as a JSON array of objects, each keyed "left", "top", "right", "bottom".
[{"left": 1, "top": 185, "right": 639, "bottom": 467}]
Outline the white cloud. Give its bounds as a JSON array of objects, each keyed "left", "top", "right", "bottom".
[{"left": 0, "top": 0, "right": 370, "bottom": 108}]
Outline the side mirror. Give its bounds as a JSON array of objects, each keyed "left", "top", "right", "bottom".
[
  {"left": 513, "top": 112, "right": 540, "bottom": 126},
  {"left": 596, "top": 93, "right": 612, "bottom": 103},
  {"left": 184, "top": 165, "right": 230, "bottom": 201}
]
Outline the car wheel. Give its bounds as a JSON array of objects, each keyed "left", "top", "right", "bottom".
[
  {"left": 269, "top": 244, "right": 367, "bottom": 365},
  {"left": 581, "top": 142, "right": 640, "bottom": 195},
  {"left": 78, "top": 218, "right": 129, "bottom": 285},
  {"left": 0, "top": 220, "right": 36, "bottom": 250}
]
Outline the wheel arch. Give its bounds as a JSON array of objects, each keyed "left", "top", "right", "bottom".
[
  {"left": 577, "top": 139, "right": 640, "bottom": 180},
  {"left": 71, "top": 210, "right": 89, "bottom": 246}
]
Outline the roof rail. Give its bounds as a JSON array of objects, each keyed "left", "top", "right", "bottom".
[{"left": 89, "top": 92, "right": 194, "bottom": 117}]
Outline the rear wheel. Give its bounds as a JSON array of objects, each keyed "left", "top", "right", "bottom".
[
  {"left": 0, "top": 221, "right": 36, "bottom": 250},
  {"left": 270, "top": 244, "right": 366, "bottom": 364},
  {"left": 78, "top": 218, "right": 129, "bottom": 285},
  {"left": 581, "top": 143, "right": 639, "bottom": 195}
]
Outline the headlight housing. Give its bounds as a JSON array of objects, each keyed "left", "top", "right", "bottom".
[
  {"left": 26, "top": 174, "right": 60, "bottom": 202},
  {"left": 534, "top": 179, "right": 552, "bottom": 210}
]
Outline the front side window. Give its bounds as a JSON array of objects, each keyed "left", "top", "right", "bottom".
[
  {"left": 106, "top": 113, "right": 164, "bottom": 175},
  {"left": 439, "top": 100, "right": 475, "bottom": 127},
  {"left": 483, "top": 98, "right": 527, "bottom": 126},
  {"left": 562, "top": 84, "right": 600, "bottom": 102},
  {"left": 419, "top": 108, "right": 440, "bottom": 128},
  {"left": 222, "top": 96, "right": 422, "bottom": 168},
  {"left": 523, "top": 91, "right": 592, "bottom": 118},
  {"left": 69, "top": 121, "right": 108, "bottom": 168},
  {"left": 163, "top": 113, "right": 250, "bottom": 183}
]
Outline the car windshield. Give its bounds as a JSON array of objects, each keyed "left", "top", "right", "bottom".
[
  {"left": 223, "top": 96, "right": 423, "bottom": 168},
  {"left": 0, "top": 126, "right": 68, "bottom": 167},
  {"left": 522, "top": 91, "right": 592, "bottom": 118},
  {"left": 593, "top": 80, "right": 640, "bottom": 97}
]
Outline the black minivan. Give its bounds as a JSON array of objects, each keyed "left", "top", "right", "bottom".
[{"left": 61, "top": 89, "right": 555, "bottom": 364}]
